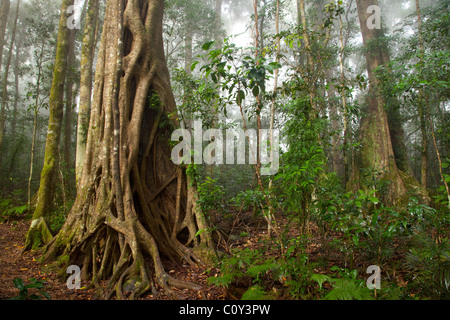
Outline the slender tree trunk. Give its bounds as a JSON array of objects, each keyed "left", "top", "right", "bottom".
[
  {"left": 338, "top": 0, "right": 351, "bottom": 184},
  {"left": 427, "top": 101, "right": 450, "bottom": 209},
  {"left": 43, "top": 0, "right": 212, "bottom": 299},
  {"left": 0, "top": 0, "right": 20, "bottom": 164},
  {"left": 11, "top": 26, "right": 22, "bottom": 138},
  {"left": 269, "top": 0, "right": 280, "bottom": 187},
  {"left": 25, "top": 0, "right": 74, "bottom": 250},
  {"left": 184, "top": 31, "right": 193, "bottom": 75},
  {"left": 0, "top": 0, "right": 11, "bottom": 74},
  {"left": 28, "top": 109, "right": 39, "bottom": 212},
  {"left": 76, "top": 0, "right": 100, "bottom": 184},
  {"left": 63, "top": 29, "right": 77, "bottom": 171},
  {"left": 415, "top": 0, "right": 429, "bottom": 192},
  {"left": 214, "top": 0, "right": 223, "bottom": 47},
  {"left": 27, "top": 44, "right": 45, "bottom": 213},
  {"left": 252, "top": 0, "right": 276, "bottom": 236}
]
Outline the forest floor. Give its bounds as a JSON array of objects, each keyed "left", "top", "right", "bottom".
[
  {"left": 0, "top": 211, "right": 394, "bottom": 300},
  {"left": 0, "top": 218, "right": 227, "bottom": 300},
  {"left": 1, "top": 212, "right": 293, "bottom": 300}
]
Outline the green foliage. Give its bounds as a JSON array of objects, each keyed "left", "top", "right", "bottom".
[
  {"left": 406, "top": 233, "right": 450, "bottom": 299},
  {"left": 276, "top": 236, "right": 317, "bottom": 299},
  {"left": 208, "top": 235, "right": 320, "bottom": 300},
  {"left": 195, "top": 38, "right": 281, "bottom": 118},
  {"left": 9, "top": 278, "right": 51, "bottom": 300},
  {"left": 0, "top": 198, "right": 28, "bottom": 222},
  {"left": 241, "top": 285, "right": 272, "bottom": 300},
  {"left": 207, "top": 247, "right": 280, "bottom": 298},
  {"left": 231, "top": 189, "right": 266, "bottom": 216},
  {"left": 197, "top": 177, "right": 225, "bottom": 215},
  {"left": 172, "top": 69, "right": 220, "bottom": 128},
  {"left": 48, "top": 200, "right": 72, "bottom": 233},
  {"left": 312, "top": 267, "right": 373, "bottom": 300}
]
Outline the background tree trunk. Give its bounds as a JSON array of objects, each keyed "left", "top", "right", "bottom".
[
  {"left": 0, "top": 0, "right": 20, "bottom": 164},
  {"left": 354, "top": 0, "right": 423, "bottom": 204},
  {"left": 25, "top": 0, "right": 74, "bottom": 250},
  {"left": 0, "top": 0, "right": 11, "bottom": 74},
  {"left": 63, "top": 28, "right": 77, "bottom": 172},
  {"left": 76, "top": 0, "right": 100, "bottom": 184},
  {"left": 358, "top": 0, "right": 412, "bottom": 175},
  {"left": 43, "top": 0, "right": 212, "bottom": 299},
  {"left": 415, "top": 0, "right": 429, "bottom": 193}
]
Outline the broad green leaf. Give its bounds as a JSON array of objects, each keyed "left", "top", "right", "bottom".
[
  {"left": 311, "top": 274, "right": 331, "bottom": 289},
  {"left": 13, "top": 278, "right": 25, "bottom": 290},
  {"left": 236, "top": 90, "right": 245, "bottom": 105},
  {"left": 202, "top": 41, "right": 215, "bottom": 51}
]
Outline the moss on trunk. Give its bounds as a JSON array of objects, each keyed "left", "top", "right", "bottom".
[
  {"left": 24, "top": 0, "right": 74, "bottom": 251},
  {"left": 353, "top": 0, "right": 426, "bottom": 205}
]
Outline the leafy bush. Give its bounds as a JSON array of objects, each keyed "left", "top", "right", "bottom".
[
  {"left": 231, "top": 189, "right": 266, "bottom": 216},
  {"left": 209, "top": 235, "right": 319, "bottom": 300},
  {"left": 208, "top": 248, "right": 279, "bottom": 294},
  {"left": 197, "top": 177, "right": 225, "bottom": 216},
  {"left": 406, "top": 232, "right": 450, "bottom": 299},
  {"left": 0, "top": 198, "right": 28, "bottom": 222},
  {"left": 8, "top": 278, "right": 51, "bottom": 300},
  {"left": 311, "top": 267, "right": 374, "bottom": 300}
]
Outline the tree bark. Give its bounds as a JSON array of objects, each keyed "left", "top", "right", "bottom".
[
  {"left": 11, "top": 22, "right": 23, "bottom": 138},
  {"left": 25, "top": 0, "right": 74, "bottom": 250},
  {"left": 0, "top": 0, "right": 20, "bottom": 165},
  {"left": 43, "top": 0, "right": 212, "bottom": 299},
  {"left": 0, "top": 0, "right": 11, "bottom": 74},
  {"left": 214, "top": 0, "right": 223, "bottom": 48},
  {"left": 415, "top": 0, "right": 429, "bottom": 192},
  {"left": 354, "top": 0, "right": 423, "bottom": 204},
  {"left": 76, "top": 0, "right": 100, "bottom": 184},
  {"left": 358, "top": 0, "right": 412, "bottom": 175},
  {"left": 63, "top": 29, "right": 77, "bottom": 171}
]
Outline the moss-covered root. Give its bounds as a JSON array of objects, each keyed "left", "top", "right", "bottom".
[{"left": 24, "top": 217, "right": 53, "bottom": 251}]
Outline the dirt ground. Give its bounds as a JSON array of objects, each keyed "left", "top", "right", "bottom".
[{"left": 0, "top": 219, "right": 223, "bottom": 300}]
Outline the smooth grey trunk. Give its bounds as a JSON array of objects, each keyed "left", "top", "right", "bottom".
[
  {"left": 76, "top": 0, "right": 99, "bottom": 184},
  {"left": 0, "top": 0, "right": 20, "bottom": 164},
  {"left": 0, "top": 0, "right": 11, "bottom": 74},
  {"left": 27, "top": 43, "right": 45, "bottom": 214}
]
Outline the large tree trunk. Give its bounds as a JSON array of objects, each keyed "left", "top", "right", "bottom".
[
  {"left": 24, "top": 0, "right": 74, "bottom": 250},
  {"left": 43, "top": 0, "right": 212, "bottom": 299},
  {"left": 357, "top": 0, "right": 412, "bottom": 175},
  {"left": 354, "top": 0, "right": 424, "bottom": 204}
]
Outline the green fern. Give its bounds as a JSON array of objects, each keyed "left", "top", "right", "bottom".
[
  {"left": 241, "top": 285, "right": 272, "bottom": 300},
  {"left": 406, "top": 232, "right": 450, "bottom": 299},
  {"left": 311, "top": 269, "right": 374, "bottom": 300},
  {"left": 208, "top": 273, "right": 235, "bottom": 289},
  {"left": 324, "top": 278, "right": 373, "bottom": 300},
  {"left": 246, "top": 260, "right": 278, "bottom": 279},
  {"left": 311, "top": 273, "right": 332, "bottom": 289}
]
